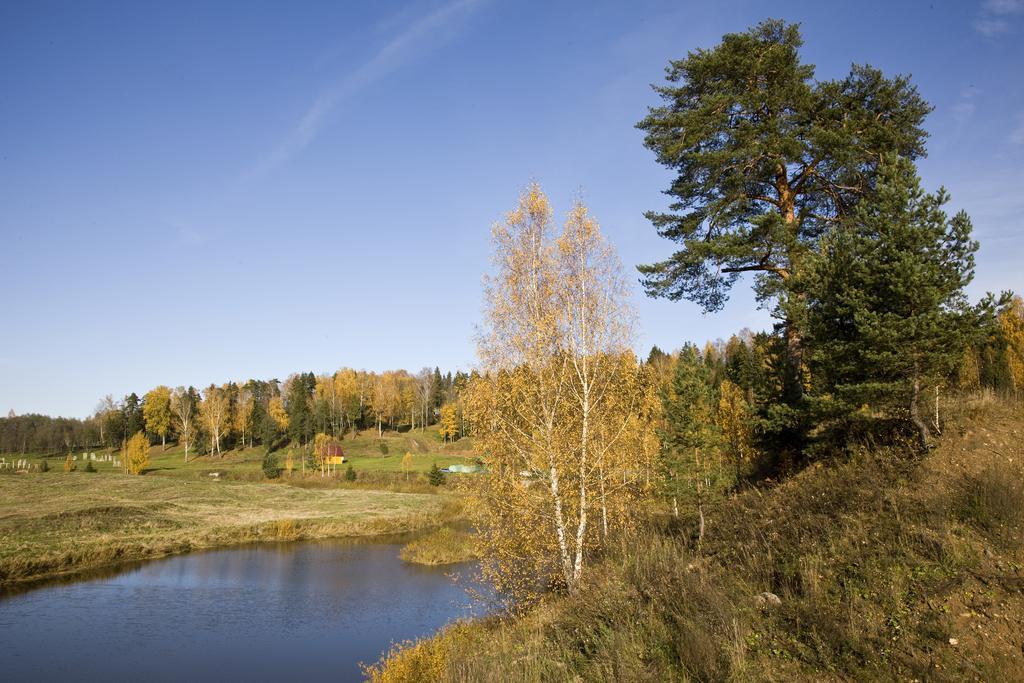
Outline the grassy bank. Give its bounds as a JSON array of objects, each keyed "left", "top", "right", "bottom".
[
  {"left": 369, "top": 395, "right": 1024, "bottom": 681},
  {"left": 399, "top": 527, "right": 479, "bottom": 566},
  {"left": 0, "top": 473, "right": 452, "bottom": 587}
]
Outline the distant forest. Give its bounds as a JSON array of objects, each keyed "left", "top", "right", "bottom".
[
  {"left": 0, "top": 367, "right": 471, "bottom": 455},
  {"left": 2, "top": 308, "right": 1018, "bottom": 457}
]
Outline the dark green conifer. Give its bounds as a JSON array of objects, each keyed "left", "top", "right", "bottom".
[
  {"left": 637, "top": 19, "right": 931, "bottom": 394},
  {"left": 805, "top": 156, "right": 977, "bottom": 450}
]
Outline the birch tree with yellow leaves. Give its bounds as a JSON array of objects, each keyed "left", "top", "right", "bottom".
[
  {"left": 143, "top": 385, "right": 172, "bottom": 451},
  {"left": 170, "top": 386, "right": 196, "bottom": 462},
  {"left": 234, "top": 387, "right": 254, "bottom": 449},
  {"left": 200, "top": 384, "right": 229, "bottom": 457},
  {"left": 438, "top": 404, "right": 459, "bottom": 443},
  {"left": 718, "top": 379, "right": 752, "bottom": 481},
  {"left": 268, "top": 395, "right": 289, "bottom": 432},
  {"left": 1000, "top": 295, "right": 1024, "bottom": 396},
  {"left": 469, "top": 184, "right": 655, "bottom": 600}
]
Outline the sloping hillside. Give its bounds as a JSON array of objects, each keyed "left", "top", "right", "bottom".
[{"left": 370, "top": 394, "right": 1024, "bottom": 681}]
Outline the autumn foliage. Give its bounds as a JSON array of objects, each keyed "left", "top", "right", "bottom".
[
  {"left": 469, "top": 185, "right": 658, "bottom": 600},
  {"left": 123, "top": 431, "right": 150, "bottom": 475}
]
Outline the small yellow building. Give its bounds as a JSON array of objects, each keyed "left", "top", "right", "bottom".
[{"left": 315, "top": 439, "right": 346, "bottom": 466}]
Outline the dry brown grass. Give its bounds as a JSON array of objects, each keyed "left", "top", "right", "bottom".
[
  {"left": 399, "top": 527, "right": 479, "bottom": 566},
  {"left": 370, "top": 394, "right": 1024, "bottom": 682},
  {"left": 0, "top": 473, "right": 446, "bottom": 586}
]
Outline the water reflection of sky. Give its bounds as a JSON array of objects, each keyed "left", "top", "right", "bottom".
[{"left": 0, "top": 538, "right": 484, "bottom": 682}]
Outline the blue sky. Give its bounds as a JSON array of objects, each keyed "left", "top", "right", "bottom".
[{"left": 2, "top": 0, "right": 1022, "bottom": 418}]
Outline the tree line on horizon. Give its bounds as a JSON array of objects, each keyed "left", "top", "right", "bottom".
[{"left": 0, "top": 367, "right": 475, "bottom": 456}]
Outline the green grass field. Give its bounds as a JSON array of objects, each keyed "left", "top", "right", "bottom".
[
  {"left": 0, "top": 428, "right": 479, "bottom": 587},
  {"left": 0, "top": 472, "right": 456, "bottom": 587},
  {"left": 6, "top": 427, "right": 478, "bottom": 481}
]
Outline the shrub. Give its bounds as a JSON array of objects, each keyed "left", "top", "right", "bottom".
[
  {"left": 124, "top": 432, "right": 150, "bottom": 475},
  {"left": 39, "top": 459, "right": 50, "bottom": 472},
  {"left": 345, "top": 464, "right": 357, "bottom": 481},
  {"left": 428, "top": 463, "right": 445, "bottom": 486},
  {"left": 63, "top": 455, "right": 75, "bottom": 472},
  {"left": 378, "top": 440, "right": 389, "bottom": 455},
  {"left": 364, "top": 624, "right": 474, "bottom": 682},
  {"left": 262, "top": 451, "right": 280, "bottom": 479},
  {"left": 84, "top": 461, "right": 96, "bottom": 473}
]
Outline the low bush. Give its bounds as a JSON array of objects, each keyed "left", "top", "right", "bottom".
[
  {"left": 262, "top": 452, "right": 280, "bottom": 479},
  {"left": 365, "top": 624, "right": 474, "bottom": 683},
  {"left": 427, "top": 463, "right": 445, "bottom": 486}
]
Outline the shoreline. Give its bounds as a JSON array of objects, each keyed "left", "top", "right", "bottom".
[
  {"left": 0, "top": 473, "right": 455, "bottom": 590},
  {"left": 0, "top": 521, "right": 451, "bottom": 598},
  {"left": 0, "top": 513, "right": 446, "bottom": 594}
]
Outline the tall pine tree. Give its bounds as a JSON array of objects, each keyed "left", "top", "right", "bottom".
[{"left": 636, "top": 19, "right": 931, "bottom": 389}]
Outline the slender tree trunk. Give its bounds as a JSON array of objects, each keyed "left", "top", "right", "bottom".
[
  {"left": 549, "top": 464, "right": 574, "bottom": 590},
  {"left": 697, "top": 501, "right": 705, "bottom": 549},
  {"left": 573, "top": 477, "right": 588, "bottom": 589},
  {"left": 599, "top": 460, "right": 608, "bottom": 539},
  {"left": 572, "top": 397, "right": 590, "bottom": 589},
  {"left": 909, "top": 362, "right": 931, "bottom": 451},
  {"left": 162, "top": 434, "right": 166, "bottom": 451}
]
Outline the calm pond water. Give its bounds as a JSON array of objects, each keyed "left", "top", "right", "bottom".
[{"left": 0, "top": 537, "right": 481, "bottom": 682}]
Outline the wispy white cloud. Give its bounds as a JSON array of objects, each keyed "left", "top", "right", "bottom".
[
  {"left": 1010, "top": 111, "right": 1024, "bottom": 145},
  {"left": 951, "top": 86, "right": 980, "bottom": 126},
  {"left": 973, "top": 0, "right": 1024, "bottom": 37},
  {"left": 238, "top": 0, "right": 483, "bottom": 185}
]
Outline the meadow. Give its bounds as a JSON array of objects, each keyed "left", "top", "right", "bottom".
[
  {"left": 5, "top": 426, "right": 477, "bottom": 479},
  {"left": 0, "top": 427, "right": 480, "bottom": 587}
]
